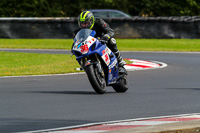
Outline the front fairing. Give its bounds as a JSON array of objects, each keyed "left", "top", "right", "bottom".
[
  {"left": 75, "top": 40, "right": 106, "bottom": 61},
  {"left": 73, "top": 36, "right": 97, "bottom": 55},
  {"left": 72, "top": 29, "right": 97, "bottom": 57}
]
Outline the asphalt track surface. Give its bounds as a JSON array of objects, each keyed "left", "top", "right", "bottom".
[{"left": 0, "top": 49, "right": 200, "bottom": 133}]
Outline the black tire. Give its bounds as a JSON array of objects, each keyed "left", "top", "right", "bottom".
[
  {"left": 112, "top": 75, "right": 128, "bottom": 93},
  {"left": 85, "top": 65, "right": 106, "bottom": 94}
]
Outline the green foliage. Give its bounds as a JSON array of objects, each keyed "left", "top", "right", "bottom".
[
  {"left": 0, "top": 0, "right": 200, "bottom": 17},
  {"left": 125, "top": 0, "right": 200, "bottom": 16}
]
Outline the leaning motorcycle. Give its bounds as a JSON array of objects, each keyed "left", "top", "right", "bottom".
[{"left": 71, "top": 29, "right": 128, "bottom": 94}]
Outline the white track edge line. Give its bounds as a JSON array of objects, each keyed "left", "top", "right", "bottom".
[{"left": 0, "top": 72, "right": 85, "bottom": 79}]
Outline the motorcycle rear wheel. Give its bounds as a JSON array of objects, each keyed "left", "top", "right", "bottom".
[
  {"left": 112, "top": 75, "right": 128, "bottom": 92},
  {"left": 85, "top": 65, "right": 106, "bottom": 94}
]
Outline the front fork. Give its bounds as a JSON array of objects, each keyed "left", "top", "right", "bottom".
[{"left": 78, "top": 54, "right": 105, "bottom": 78}]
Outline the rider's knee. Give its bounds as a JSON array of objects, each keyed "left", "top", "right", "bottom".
[
  {"left": 107, "top": 38, "right": 118, "bottom": 52},
  {"left": 109, "top": 38, "right": 117, "bottom": 45}
]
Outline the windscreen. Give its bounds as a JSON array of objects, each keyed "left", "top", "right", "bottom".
[{"left": 74, "top": 29, "right": 93, "bottom": 43}]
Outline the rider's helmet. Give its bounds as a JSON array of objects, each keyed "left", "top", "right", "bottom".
[{"left": 78, "top": 11, "right": 95, "bottom": 29}]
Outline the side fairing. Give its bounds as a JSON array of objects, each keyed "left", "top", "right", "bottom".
[
  {"left": 100, "top": 45, "right": 119, "bottom": 84},
  {"left": 107, "top": 56, "right": 118, "bottom": 84}
]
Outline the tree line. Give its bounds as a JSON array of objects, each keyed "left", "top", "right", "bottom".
[{"left": 0, "top": 0, "right": 200, "bottom": 17}]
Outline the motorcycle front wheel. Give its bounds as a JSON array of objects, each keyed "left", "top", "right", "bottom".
[{"left": 85, "top": 64, "right": 106, "bottom": 94}]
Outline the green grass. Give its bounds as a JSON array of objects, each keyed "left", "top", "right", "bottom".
[
  {"left": 0, "top": 39, "right": 72, "bottom": 49},
  {"left": 0, "top": 51, "right": 131, "bottom": 76},
  {"left": 1, "top": 39, "right": 200, "bottom": 51},
  {"left": 116, "top": 39, "right": 200, "bottom": 51},
  {"left": 0, "top": 52, "right": 80, "bottom": 76},
  {"left": 1, "top": 38, "right": 200, "bottom": 76}
]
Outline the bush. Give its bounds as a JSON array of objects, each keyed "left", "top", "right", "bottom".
[{"left": 0, "top": 0, "right": 200, "bottom": 17}]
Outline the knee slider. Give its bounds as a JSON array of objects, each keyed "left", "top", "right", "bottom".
[{"left": 110, "top": 38, "right": 116, "bottom": 45}]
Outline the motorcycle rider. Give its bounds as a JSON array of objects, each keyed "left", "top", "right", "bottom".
[{"left": 72, "top": 10, "right": 126, "bottom": 67}]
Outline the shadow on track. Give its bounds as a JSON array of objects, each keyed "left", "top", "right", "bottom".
[
  {"left": 29, "top": 91, "right": 97, "bottom": 95},
  {"left": 27, "top": 90, "right": 117, "bottom": 95}
]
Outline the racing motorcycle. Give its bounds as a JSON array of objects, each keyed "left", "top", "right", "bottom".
[{"left": 71, "top": 29, "right": 128, "bottom": 94}]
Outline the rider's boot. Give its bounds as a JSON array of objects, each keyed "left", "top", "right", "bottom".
[
  {"left": 114, "top": 50, "right": 126, "bottom": 67},
  {"left": 114, "top": 50, "right": 127, "bottom": 75}
]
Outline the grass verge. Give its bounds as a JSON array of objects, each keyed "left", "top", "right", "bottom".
[
  {"left": 1, "top": 39, "right": 200, "bottom": 51},
  {"left": 0, "top": 51, "right": 131, "bottom": 76},
  {"left": 0, "top": 39, "right": 72, "bottom": 49},
  {"left": 116, "top": 39, "right": 200, "bottom": 51},
  {"left": 0, "top": 52, "right": 79, "bottom": 76},
  {"left": 1, "top": 38, "right": 200, "bottom": 76}
]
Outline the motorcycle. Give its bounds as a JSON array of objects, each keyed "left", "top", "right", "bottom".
[{"left": 71, "top": 29, "right": 128, "bottom": 94}]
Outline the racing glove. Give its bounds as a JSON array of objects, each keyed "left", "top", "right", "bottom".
[{"left": 102, "top": 34, "right": 110, "bottom": 41}]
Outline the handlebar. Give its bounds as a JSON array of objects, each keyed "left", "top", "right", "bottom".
[
  {"left": 100, "top": 39, "right": 108, "bottom": 44},
  {"left": 97, "top": 37, "right": 108, "bottom": 44}
]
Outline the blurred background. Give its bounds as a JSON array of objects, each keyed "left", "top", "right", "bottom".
[
  {"left": 0, "top": 0, "right": 200, "bottom": 39},
  {"left": 0, "top": 0, "right": 200, "bottom": 17}
]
